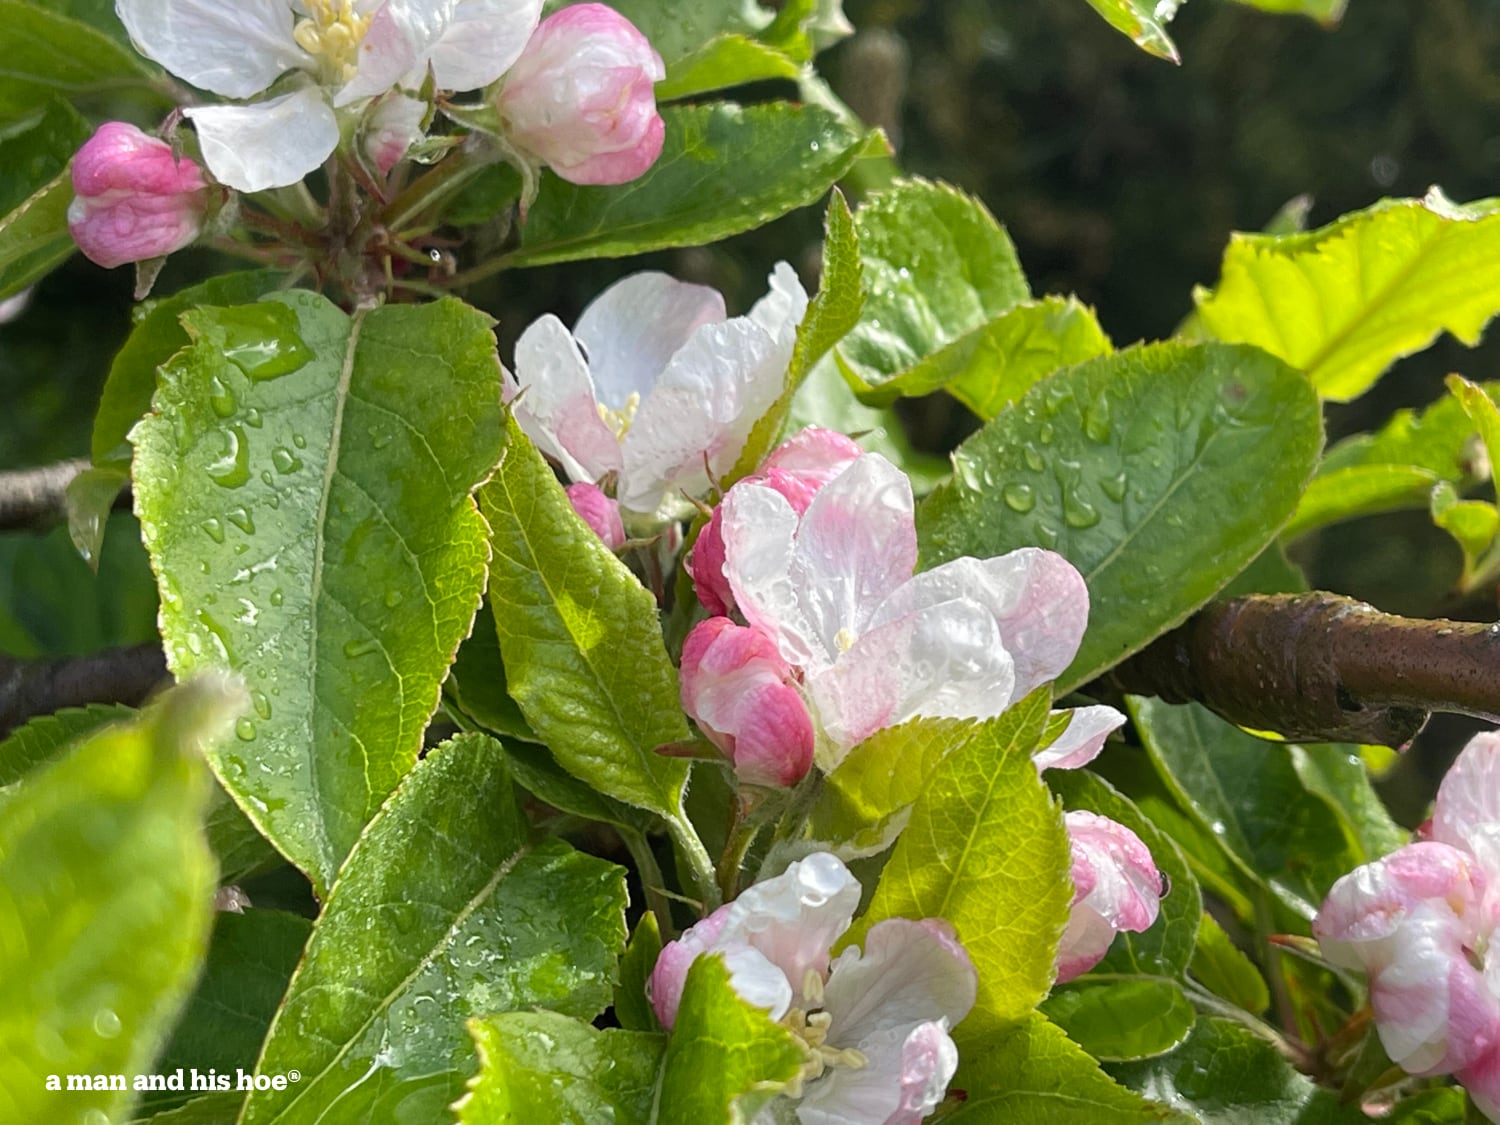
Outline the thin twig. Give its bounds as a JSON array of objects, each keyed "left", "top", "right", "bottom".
[
  {"left": 0, "top": 645, "right": 168, "bottom": 738},
  {"left": 0, "top": 460, "right": 131, "bottom": 534}
]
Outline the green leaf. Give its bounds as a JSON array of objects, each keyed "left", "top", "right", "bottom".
[
  {"left": 0, "top": 678, "right": 234, "bottom": 1125},
  {"left": 1194, "top": 190, "right": 1500, "bottom": 401},
  {"left": 1288, "top": 743, "right": 1408, "bottom": 862},
  {"left": 1189, "top": 913, "right": 1270, "bottom": 1014},
  {"left": 616, "top": 911, "right": 664, "bottom": 1032},
  {"left": 131, "top": 1091, "right": 247, "bottom": 1124},
  {"left": 510, "top": 102, "right": 876, "bottom": 267},
  {"left": 1225, "top": 0, "right": 1347, "bottom": 26},
  {"left": 0, "top": 166, "right": 72, "bottom": 300},
  {"left": 1431, "top": 482, "right": 1500, "bottom": 589},
  {"left": 656, "top": 34, "right": 800, "bottom": 100},
  {"left": 65, "top": 464, "right": 130, "bottom": 569},
  {"left": 1130, "top": 698, "right": 1358, "bottom": 920},
  {"left": 1286, "top": 465, "right": 1444, "bottom": 541},
  {"left": 1080, "top": 0, "right": 1181, "bottom": 63},
  {"left": 0, "top": 0, "right": 158, "bottom": 121},
  {"left": 240, "top": 734, "right": 629, "bottom": 1125},
  {"left": 444, "top": 598, "right": 538, "bottom": 744},
  {"left": 0, "top": 701, "right": 133, "bottom": 786},
  {"left": 948, "top": 1012, "right": 1193, "bottom": 1123},
  {"left": 459, "top": 1011, "right": 665, "bottom": 1125},
  {"left": 730, "top": 188, "right": 865, "bottom": 480},
  {"left": 141, "top": 910, "right": 311, "bottom": 1115},
  {"left": 834, "top": 179, "right": 1031, "bottom": 405},
  {"left": 1107, "top": 1016, "right": 1368, "bottom": 1123},
  {"left": 480, "top": 416, "right": 690, "bottom": 822},
  {"left": 655, "top": 954, "right": 806, "bottom": 1123},
  {"left": 597, "top": 0, "right": 774, "bottom": 64},
  {"left": 917, "top": 342, "right": 1322, "bottom": 692},
  {"left": 1049, "top": 770, "right": 1201, "bottom": 978},
  {"left": 0, "top": 97, "right": 87, "bottom": 213},
  {"left": 93, "top": 270, "right": 285, "bottom": 470},
  {"left": 847, "top": 690, "right": 1070, "bottom": 1034},
  {"left": 132, "top": 292, "right": 504, "bottom": 896},
  {"left": 1041, "top": 975, "right": 1195, "bottom": 1061}
]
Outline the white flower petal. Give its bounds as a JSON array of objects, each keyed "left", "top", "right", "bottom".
[
  {"left": 117, "top": 0, "right": 305, "bottom": 97},
  {"left": 425, "top": 0, "right": 545, "bottom": 92},
  {"left": 620, "top": 316, "right": 785, "bottom": 513},
  {"left": 747, "top": 260, "right": 809, "bottom": 346},
  {"left": 509, "top": 314, "right": 621, "bottom": 483},
  {"left": 721, "top": 482, "right": 824, "bottom": 669},
  {"left": 797, "top": 1020, "right": 958, "bottom": 1125},
  {"left": 810, "top": 599, "right": 1014, "bottom": 757},
  {"left": 574, "top": 272, "right": 725, "bottom": 410},
  {"left": 185, "top": 88, "right": 338, "bottom": 191},
  {"left": 719, "top": 944, "right": 796, "bottom": 1022},
  {"left": 822, "top": 918, "right": 978, "bottom": 1044},
  {"left": 1032, "top": 705, "right": 1126, "bottom": 772},
  {"left": 1433, "top": 732, "right": 1500, "bottom": 857}
]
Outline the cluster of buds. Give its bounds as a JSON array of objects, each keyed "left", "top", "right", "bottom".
[{"left": 69, "top": 1, "right": 666, "bottom": 271}]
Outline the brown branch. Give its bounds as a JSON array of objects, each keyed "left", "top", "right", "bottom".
[
  {"left": 1098, "top": 593, "right": 1500, "bottom": 747},
  {"left": 0, "top": 645, "right": 168, "bottom": 739},
  {"left": 0, "top": 460, "right": 131, "bottom": 534}
]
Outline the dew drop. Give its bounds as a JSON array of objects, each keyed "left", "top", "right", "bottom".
[
  {"left": 1083, "top": 396, "right": 1112, "bottom": 443},
  {"left": 82, "top": 1110, "right": 110, "bottom": 1125},
  {"left": 269, "top": 588, "right": 285, "bottom": 607},
  {"left": 251, "top": 691, "right": 273, "bottom": 720},
  {"left": 1034, "top": 522, "right": 1060, "bottom": 549},
  {"left": 244, "top": 407, "right": 263, "bottom": 428},
  {"left": 208, "top": 375, "right": 237, "bottom": 418},
  {"left": 201, "top": 517, "right": 226, "bottom": 544},
  {"left": 1022, "top": 445, "right": 1045, "bottom": 472},
  {"left": 92, "top": 1009, "right": 122, "bottom": 1038},
  {"left": 272, "top": 447, "right": 304, "bottom": 474},
  {"left": 216, "top": 304, "right": 314, "bottom": 380},
  {"left": 1002, "top": 482, "right": 1036, "bottom": 513},
  {"left": 208, "top": 425, "right": 251, "bottom": 488},
  {"left": 1063, "top": 492, "right": 1101, "bottom": 529},
  {"left": 343, "top": 638, "right": 380, "bottom": 659},
  {"left": 1038, "top": 422, "right": 1055, "bottom": 445},
  {"left": 235, "top": 717, "right": 257, "bottom": 742},
  {"left": 1100, "top": 472, "right": 1128, "bottom": 503},
  {"left": 292, "top": 433, "right": 307, "bottom": 449},
  {"left": 195, "top": 609, "right": 238, "bottom": 664},
  {"left": 384, "top": 588, "right": 404, "bottom": 608},
  {"left": 226, "top": 506, "right": 255, "bottom": 534}
]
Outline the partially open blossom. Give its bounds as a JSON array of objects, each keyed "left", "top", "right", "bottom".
[
  {"left": 708, "top": 441, "right": 1123, "bottom": 769},
  {"left": 116, "top": 0, "right": 543, "bottom": 191},
  {"left": 68, "top": 122, "right": 207, "bottom": 269},
  {"left": 1314, "top": 732, "right": 1500, "bottom": 1116},
  {"left": 565, "top": 482, "right": 625, "bottom": 549},
  {"left": 690, "top": 426, "right": 864, "bottom": 616},
  {"left": 1056, "top": 811, "right": 1164, "bottom": 983},
  {"left": 504, "top": 264, "right": 808, "bottom": 519},
  {"left": 362, "top": 92, "right": 427, "bottom": 175},
  {"left": 680, "top": 617, "right": 815, "bottom": 787},
  {"left": 497, "top": 3, "right": 665, "bottom": 186},
  {"left": 649, "top": 852, "right": 975, "bottom": 1124}
]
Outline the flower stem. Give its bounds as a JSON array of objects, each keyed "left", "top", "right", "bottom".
[
  {"left": 667, "top": 812, "right": 721, "bottom": 915},
  {"left": 620, "top": 825, "right": 677, "bottom": 938}
]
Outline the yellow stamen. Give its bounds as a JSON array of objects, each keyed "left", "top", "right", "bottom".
[
  {"left": 776, "top": 970, "right": 867, "bottom": 1102},
  {"left": 293, "top": 0, "right": 371, "bottom": 85},
  {"left": 834, "top": 627, "right": 858, "bottom": 653},
  {"left": 597, "top": 391, "right": 642, "bottom": 440}
]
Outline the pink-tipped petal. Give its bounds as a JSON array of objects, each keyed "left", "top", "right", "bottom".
[
  {"left": 760, "top": 426, "right": 864, "bottom": 496},
  {"left": 509, "top": 313, "right": 621, "bottom": 484},
  {"left": 565, "top": 483, "right": 625, "bottom": 549},
  {"left": 1433, "top": 732, "right": 1500, "bottom": 857},
  {"left": 362, "top": 92, "right": 426, "bottom": 174},
  {"left": 1460, "top": 1046, "right": 1500, "bottom": 1124},
  {"left": 648, "top": 904, "right": 732, "bottom": 1028},
  {"left": 1056, "top": 811, "right": 1163, "bottom": 983},
  {"left": 1032, "top": 706, "right": 1126, "bottom": 773},
  {"left": 688, "top": 508, "right": 735, "bottom": 616}
]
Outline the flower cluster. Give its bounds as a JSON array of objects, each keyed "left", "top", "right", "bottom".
[
  {"left": 680, "top": 427, "right": 1127, "bottom": 787},
  {"left": 1315, "top": 732, "right": 1500, "bottom": 1119},
  {"left": 71, "top": 0, "right": 665, "bottom": 268},
  {"left": 650, "top": 852, "right": 978, "bottom": 1124}
]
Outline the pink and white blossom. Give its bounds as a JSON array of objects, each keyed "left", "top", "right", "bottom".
[
  {"left": 504, "top": 264, "right": 808, "bottom": 519},
  {"left": 116, "top": 0, "right": 543, "bottom": 191},
  {"left": 564, "top": 482, "right": 625, "bottom": 549},
  {"left": 704, "top": 440, "right": 1122, "bottom": 769},
  {"left": 680, "top": 616, "right": 815, "bottom": 787},
  {"left": 68, "top": 122, "right": 208, "bottom": 268},
  {"left": 1314, "top": 732, "right": 1500, "bottom": 1111},
  {"left": 649, "top": 852, "right": 975, "bottom": 1124},
  {"left": 1056, "top": 811, "right": 1164, "bottom": 983},
  {"left": 496, "top": 3, "right": 665, "bottom": 185}
]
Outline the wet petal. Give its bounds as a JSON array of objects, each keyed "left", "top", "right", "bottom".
[
  {"left": 821, "top": 918, "right": 978, "bottom": 1043},
  {"left": 185, "top": 88, "right": 339, "bottom": 191},
  {"left": 797, "top": 1020, "right": 959, "bottom": 1125},
  {"left": 1032, "top": 705, "right": 1126, "bottom": 773},
  {"left": 509, "top": 314, "right": 620, "bottom": 483},
  {"left": 1056, "top": 811, "right": 1162, "bottom": 982},
  {"left": 117, "top": 0, "right": 304, "bottom": 97},
  {"left": 1433, "top": 732, "right": 1500, "bottom": 857}
]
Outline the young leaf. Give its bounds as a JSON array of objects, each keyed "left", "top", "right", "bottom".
[
  {"left": 846, "top": 690, "right": 1069, "bottom": 1035},
  {"left": 0, "top": 678, "right": 235, "bottom": 1125},
  {"left": 1195, "top": 190, "right": 1500, "bottom": 401},
  {"left": 0, "top": 167, "right": 72, "bottom": 301},
  {"left": 1080, "top": 0, "right": 1181, "bottom": 63},
  {"left": 240, "top": 734, "right": 629, "bottom": 1125},
  {"left": 509, "top": 102, "right": 876, "bottom": 267},
  {"left": 460, "top": 1012, "right": 666, "bottom": 1124},
  {"left": 480, "top": 417, "right": 690, "bottom": 823},
  {"left": 834, "top": 179, "right": 1031, "bottom": 404},
  {"left": 1288, "top": 743, "right": 1407, "bottom": 863},
  {"left": 130, "top": 1091, "right": 247, "bottom": 1124},
  {"left": 917, "top": 342, "right": 1322, "bottom": 692},
  {"left": 0, "top": 701, "right": 132, "bottom": 785},
  {"left": 655, "top": 34, "right": 800, "bottom": 100},
  {"left": 1040, "top": 975, "right": 1195, "bottom": 1061},
  {"left": 1189, "top": 913, "right": 1270, "bottom": 1015},
  {"left": 1130, "top": 698, "right": 1359, "bottom": 920},
  {"left": 616, "top": 911, "right": 664, "bottom": 1032},
  {"left": 132, "top": 291, "right": 505, "bottom": 896},
  {"left": 947, "top": 1011, "right": 1193, "bottom": 1123}
]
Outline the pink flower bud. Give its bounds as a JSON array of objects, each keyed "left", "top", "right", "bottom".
[
  {"left": 565, "top": 482, "right": 626, "bottom": 549},
  {"left": 67, "top": 122, "right": 208, "bottom": 269},
  {"left": 688, "top": 427, "right": 863, "bottom": 614},
  {"left": 680, "top": 617, "right": 814, "bottom": 788},
  {"left": 1056, "top": 811, "right": 1163, "bottom": 983},
  {"left": 496, "top": 3, "right": 666, "bottom": 186}
]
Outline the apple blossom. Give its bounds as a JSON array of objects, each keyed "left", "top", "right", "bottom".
[
  {"left": 504, "top": 263, "right": 808, "bottom": 520},
  {"left": 701, "top": 441, "right": 1123, "bottom": 769},
  {"left": 564, "top": 482, "right": 625, "bottom": 549},
  {"left": 1056, "top": 811, "right": 1164, "bottom": 982},
  {"left": 649, "top": 851, "right": 975, "bottom": 1124},
  {"left": 1314, "top": 732, "right": 1500, "bottom": 1116},
  {"left": 680, "top": 616, "right": 816, "bottom": 787},
  {"left": 496, "top": 3, "right": 665, "bottom": 186},
  {"left": 68, "top": 122, "right": 208, "bottom": 269},
  {"left": 115, "top": 0, "right": 543, "bottom": 191}
]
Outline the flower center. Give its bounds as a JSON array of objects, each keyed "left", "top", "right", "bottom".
[
  {"left": 597, "top": 392, "right": 642, "bottom": 440},
  {"left": 834, "top": 627, "right": 858, "bottom": 654},
  {"left": 293, "top": 0, "right": 371, "bottom": 85},
  {"left": 780, "top": 969, "right": 867, "bottom": 1099}
]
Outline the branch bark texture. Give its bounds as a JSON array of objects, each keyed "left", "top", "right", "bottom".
[{"left": 0, "top": 645, "right": 168, "bottom": 739}]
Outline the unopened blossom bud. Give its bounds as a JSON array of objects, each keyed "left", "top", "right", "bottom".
[
  {"left": 68, "top": 122, "right": 208, "bottom": 269},
  {"left": 680, "top": 617, "right": 815, "bottom": 788},
  {"left": 496, "top": 3, "right": 665, "bottom": 186},
  {"left": 1056, "top": 811, "right": 1163, "bottom": 983},
  {"left": 565, "top": 482, "right": 626, "bottom": 549},
  {"left": 363, "top": 93, "right": 427, "bottom": 176}
]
